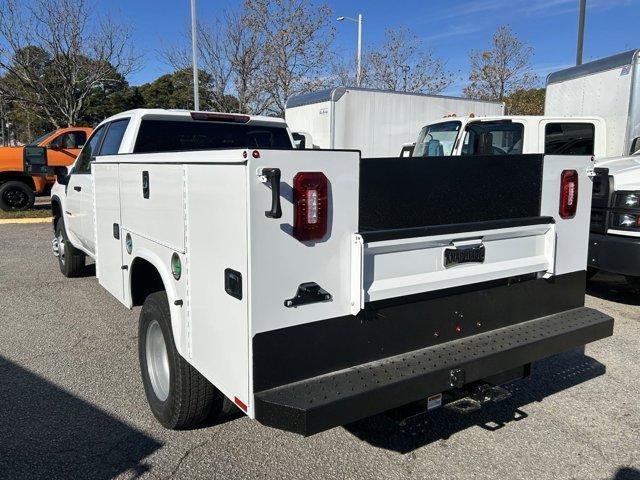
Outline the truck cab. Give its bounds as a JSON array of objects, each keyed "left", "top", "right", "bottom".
[
  {"left": 50, "top": 110, "right": 293, "bottom": 263},
  {"left": 408, "top": 116, "right": 606, "bottom": 159},
  {"left": 0, "top": 127, "right": 91, "bottom": 210}
]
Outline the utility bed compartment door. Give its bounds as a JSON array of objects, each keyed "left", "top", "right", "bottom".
[
  {"left": 352, "top": 218, "right": 555, "bottom": 307},
  {"left": 93, "top": 163, "right": 126, "bottom": 305}
]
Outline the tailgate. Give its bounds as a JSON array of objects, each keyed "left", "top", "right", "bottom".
[
  {"left": 351, "top": 154, "right": 592, "bottom": 312},
  {"left": 352, "top": 217, "right": 555, "bottom": 307}
]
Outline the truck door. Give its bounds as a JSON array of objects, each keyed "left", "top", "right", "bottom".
[{"left": 65, "top": 125, "right": 107, "bottom": 251}]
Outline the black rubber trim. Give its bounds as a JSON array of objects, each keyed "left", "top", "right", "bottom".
[
  {"left": 254, "top": 307, "right": 613, "bottom": 436},
  {"left": 359, "top": 216, "right": 555, "bottom": 242}
]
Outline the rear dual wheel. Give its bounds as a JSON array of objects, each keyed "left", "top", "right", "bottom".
[{"left": 138, "top": 291, "right": 223, "bottom": 429}]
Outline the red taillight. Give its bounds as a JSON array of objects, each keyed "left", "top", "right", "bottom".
[
  {"left": 559, "top": 169, "right": 578, "bottom": 219},
  {"left": 293, "top": 172, "right": 328, "bottom": 241}
]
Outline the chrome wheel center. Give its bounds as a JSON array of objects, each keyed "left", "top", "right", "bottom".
[{"left": 146, "top": 320, "right": 170, "bottom": 402}]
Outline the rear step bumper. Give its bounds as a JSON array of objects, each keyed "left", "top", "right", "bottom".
[{"left": 254, "top": 307, "right": 613, "bottom": 436}]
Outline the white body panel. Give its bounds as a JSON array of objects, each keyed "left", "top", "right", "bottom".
[
  {"left": 546, "top": 68, "right": 631, "bottom": 157},
  {"left": 359, "top": 224, "right": 554, "bottom": 303},
  {"left": 285, "top": 87, "right": 504, "bottom": 157},
  {"left": 545, "top": 49, "right": 640, "bottom": 158}
]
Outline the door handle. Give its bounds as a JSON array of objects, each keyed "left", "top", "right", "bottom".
[
  {"left": 260, "top": 168, "right": 282, "bottom": 218},
  {"left": 73, "top": 186, "right": 82, "bottom": 192}
]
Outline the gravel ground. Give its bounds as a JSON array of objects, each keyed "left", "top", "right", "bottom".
[{"left": 0, "top": 223, "right": 638, "bottom": 480}]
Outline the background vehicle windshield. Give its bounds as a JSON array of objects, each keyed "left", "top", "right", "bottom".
[
  {"left": 134, "top": 119, "right": 293, "bottom": 153},
  {"left": 28, "top": 131, "right": 56, "bottom": 146},
  {"left": 413, "top": 121, "right": 461, "bottom": 157}
]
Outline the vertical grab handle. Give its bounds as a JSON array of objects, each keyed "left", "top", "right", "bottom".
[{"left": 261, "top": 168, "right": 282, "bottom": 219}]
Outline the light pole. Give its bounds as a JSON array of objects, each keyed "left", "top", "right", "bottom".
[
  {"left": 576, "top": 0, "right": 586, "bottom": 65},
  {"left": 191, "top": 0, "right": 200, "bottom": 110},
  {"left": 337, "top": 14, "right": 363, "bottom": 87},
  {"left": 0, "top": 94, "right": 5, "bottom": 147},
  {"left": 399, "top": 65, "right": 410, "bottom": 92}
]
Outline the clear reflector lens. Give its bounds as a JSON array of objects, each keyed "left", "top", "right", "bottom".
[{"left": 307, "top": 189, "right": 318, "bottom": 224}]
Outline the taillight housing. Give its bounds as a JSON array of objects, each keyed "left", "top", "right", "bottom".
[
  {"left": 559, "top": 169, "right": 578, "bottom": 219},
  {"left": 293, "top": 172, "right": 328, "bottom": 241}
]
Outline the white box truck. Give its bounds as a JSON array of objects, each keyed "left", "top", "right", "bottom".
[
  {"left": 31, "top": 109, "right": 612, "bottom": 436},
  {"left": 285, "top": 86, "right": 504, "bottom": 157},
  {"left": 545, "top": 49, "right": 640, "bottom": 282}
]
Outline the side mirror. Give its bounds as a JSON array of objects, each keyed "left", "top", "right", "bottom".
[
  {"left": 54, "top": 166, "right": 70, "bottom": 185},
  {"left": 292, "top": 131, "right": 314, "bottom": 149},
  {"left": 23, "top": 146, "right": 52, "bottom": 175}
]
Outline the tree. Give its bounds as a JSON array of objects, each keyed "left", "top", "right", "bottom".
[
  {"left": 0, "top": 0, "right": 139, "bottom": 127},
  {"left": 365, "top": 27, "right": 454, "bottom": 94},
  {"left": 243, "top": 0, "right": 335, "bottom": 116},
  {"left": 138, "top": 69, "right": 239, "bottom": 112},
  {"left": 505, "top": 87, "right": 545, "bottom": 115},
  {"left": 463, "top": 25, "right": 538, "bottom": 102}
]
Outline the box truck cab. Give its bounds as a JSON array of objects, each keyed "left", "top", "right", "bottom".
[
  {"left": 33, "top": 108, "right": 614, "bottom": 437},
  {"left": 285, "top": 86, "right": 504, "bottom": 157},
  {"left": 409, "top": 116, "right": 606, "bottom": 159},
  {"left": 545, "top": 49, "right": 640, "bottom": 282}
]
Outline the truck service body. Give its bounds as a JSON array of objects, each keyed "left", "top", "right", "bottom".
[
  {"left": 45, "top": 108, "right": 612, "bottom": 436},
  {"left": 285, "top": 86, "right": 504, "bottom": 157},
  {"left": 546, "top": 49, "right": 640, "bottom": 281}
]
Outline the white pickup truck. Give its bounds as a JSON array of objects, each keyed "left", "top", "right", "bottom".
[{"left": 38, "top": 108, "right": 612, "bottom": 436}]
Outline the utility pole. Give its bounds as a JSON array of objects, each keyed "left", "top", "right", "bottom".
[
  {"left": 191, "top": 0, "right": 200, "bottom": 110},
  {"left": 576, "top": 0, "right": 586, "bottom": 65},
  {"left": 400, "top": 65, "right": 410, "bottom": 92}
]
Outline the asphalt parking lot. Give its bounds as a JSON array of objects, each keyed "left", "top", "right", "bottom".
[{"left": 1, "top": 223, "right": 639, "bottom": 480}]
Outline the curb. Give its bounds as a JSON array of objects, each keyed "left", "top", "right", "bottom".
[{"left": 0, "top": 217, "right": 52, "bottom": 225}]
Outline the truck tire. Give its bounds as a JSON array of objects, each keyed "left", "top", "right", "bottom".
[
  {"left": 0, "top": 180, "right": 35, "bottom": 211},
  {"left": 54, "top": 218, "right": 85, "bottom": 277},
  {"left": 139, "top": 291, "right": 223, "bottom": 429}
]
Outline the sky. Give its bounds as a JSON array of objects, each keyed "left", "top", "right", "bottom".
[{"left": 99, "top": 0, "right": 640, "bottom": 96}]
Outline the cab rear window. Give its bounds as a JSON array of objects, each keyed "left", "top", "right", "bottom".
[
  {"left": 545, "top": 123, "right": 595, "bottom": 155},
  {"left": 134, "top": 119, "right": 293, "bottom": 153}
]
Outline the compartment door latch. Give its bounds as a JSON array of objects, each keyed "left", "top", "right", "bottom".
[{"left": 284, "top": 282, "right": 332, "bottom": 308}]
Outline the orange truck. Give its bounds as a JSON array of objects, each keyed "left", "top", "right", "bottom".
[{"left": 0, "top": 126, "right": 92, "bottom": 211}]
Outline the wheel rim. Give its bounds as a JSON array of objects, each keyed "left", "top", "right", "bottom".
[
  {"left": 56, "top": 232, "right": 66, "bottom": 264},
  {"left": 2, "top": 188, "right": 28, "bottom": 209},
  {"left": 146, "top": 320, "right": 170, "bottom": 402}
]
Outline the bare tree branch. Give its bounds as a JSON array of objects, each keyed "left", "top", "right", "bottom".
[
  {"left": 0, "top": 0, "right": 140, "bottom": 126},
  {"left": 463, "top": 25, "right": 538, "bottom": 102}
]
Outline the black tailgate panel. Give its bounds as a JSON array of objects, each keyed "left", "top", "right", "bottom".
[{"left": 359, "top": 155, "right": 544, "bottom": 231}]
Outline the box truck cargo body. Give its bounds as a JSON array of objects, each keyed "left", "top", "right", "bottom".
[
  {"left": 285, "top": 87, "right": 505, "bottom": 157},
  {"left": 546, "top": 50, "right": 640, "bottom": 281},
  {"left": 545, "top": 49, "right": 640, "bottom": 157}
]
